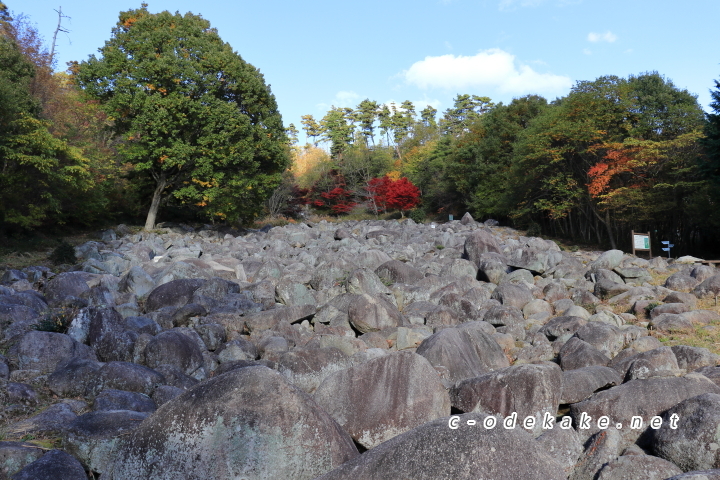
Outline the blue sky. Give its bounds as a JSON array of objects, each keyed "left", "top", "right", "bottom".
[{"left": 17, "top": 0, "right": 720, "bottom": 143}]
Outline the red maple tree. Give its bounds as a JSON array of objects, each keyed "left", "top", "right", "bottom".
[{"left": 366, "top": 176, "right": 421, "bottom": 216}]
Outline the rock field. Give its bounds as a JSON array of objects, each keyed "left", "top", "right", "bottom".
[{"left": 3, "top": 214, "right": 720, "bottom": 479}]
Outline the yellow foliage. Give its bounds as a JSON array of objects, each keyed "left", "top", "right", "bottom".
[
  {"left": 403, "top": 140, "right": 437, "bottom": 177},
  {"left": 192, "top": 178, "right": 214, "bottom": 188},
  {"left": 386, "top": 170, "right": 401, "bottom": 181},
  {"left": 292, "top": 145, "right": 331, "bottom": 187}
]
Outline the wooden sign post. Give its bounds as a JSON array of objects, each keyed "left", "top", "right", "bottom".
[{"left": 631, "top": 230, "right": 652, "bottom": 258}]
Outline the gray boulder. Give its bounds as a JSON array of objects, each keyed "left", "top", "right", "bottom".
[
  {"left": 590, "top": 250, "right": 624, "bottom": 271},
  {"left": 450, "top": 363, "right": 562, "bottom": 436},
  {"left": 89, "top": 361, "right": 165, "bottom": 396},
  {"left": 596, "top": 454, "right": 682, "bottom": 480},
  {"left": 476, "top": 252, "right": 510, "bottom": 284},
  {"left": 313, "top": 351, "right": 450, "bottom": 448},
  {"left": 491, "top": 282, "right": 534, "bottom": 310},
  {"left": 144, "top": 278, "right": 206, "bottom": 312},
  {"left": 665, "top": 273, "right": 699, "bottom": 292},
  {"left": 64, "top": 410, "right": 149, "bottom": 474},
  {"left": 570, "top": 374, "right": 720, "bottom": 447},
  {"left": 0, "top": 442, "right": 44, "bottom": 479},
  {"left": 559, "top": 337, "right": 611, "bottom": 370},
  {"left": 118, "top": 266, "right": 155, "bottom": 299},
  {"left": 665, "top": 471, "right": 720, "bottom": 480},
  {"left": 650, "top": 313, "right": 694, "bottom": 333},
  {"left": 277, "top": 347, "right": 352, "bottom": 394},
  {"left": 539, "top": 316, "right": 588, "bottom": 341},
  {"left": 10, "top": 331, "right": 94, "bottom": 373},
  {"left": 144, "top": 330, "right": 205, "bottom": 377},
  {"left": 693, "top": 275, "right": 720, "bottom": 299},
  {"left": 416, "top": 327, "right": 509, "bottom": 387},
  {"left": 463, "top": 229, "right": 503, "bottom": 265},
  {"left": 43, "top": 272, "right": 91, "bottom": 307},
  {"left": 483, "top": 304, "right": 525, "bottom": 327},
  {"left": 622, "top": 346, "right": 681, "bottom": 381},
  {"left": 347, "top": 293, "right": 403, "bottom": 333},
  {"left": 47, "top": 357, "right": 102, "bottom": 397},
  {"left": 87, "top": 307, "right": 137, "bottom": 362},
  {"left": 560, "top": 366, "right": 623, "bottom": 404},
  {"left": 106, "top": 366, "right": 358, "bottom": 480},
  {"left": 93, "top": 389, "right": 156, "bottom": 413},
  {"left": 650, "top": 393, "right": 720, "bottom": 472},
  {"left": 375, "top": 260, "right": 424, "bottom": 285},
  {"left": 9, "top": 449, "right": 87, "bottom": 480},
  {"left": 536, "top": 426, "right": 584, "bottom": 477},
  {"left": 570, "top": 428, "right": 622, "bottom": 480},
  {"left": 314, "top": 412, "right": 567, "bottom": 480}
]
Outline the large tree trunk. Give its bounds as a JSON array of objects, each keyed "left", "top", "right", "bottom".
[
  {"left": 591, "top": 205, "right": 617, "bottom": 250},
  {"left": 144, "top": 172, "right": 166, "bottom": 231}
]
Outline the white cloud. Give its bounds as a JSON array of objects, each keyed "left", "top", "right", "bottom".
[
  {"left": 587, "top": 31, "right": 617, "bottom": 43},
  {"left": 444, "top": 40, "right": 453, "bottom": 50},
  {"left": 315, "top": 90, "right": 361, "bottom": 113},
  {"left": 403, "top": 48, "right": 572, "bottom": 95},
  {"left": 334, "top": 90, "right": 360, "bottom": 107},
  {"left": 499, "top": 0, "right": 545, "bottom": 10},
  {"left": 500, "top": 0, "right": 581, "bottom": 9},
  {"left": 583, "top": 48, "right": 592, "bottom": 55}
]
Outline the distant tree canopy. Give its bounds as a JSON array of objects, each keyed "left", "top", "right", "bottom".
[
  {"left": 0, "top": 6, "right": 95, "bottom": 233},
  {"left": 74, "top": 6, "right": 289, "bottom": 230},
  {"left": 289, "top": 71, "right": 717, "bottom": 255}
]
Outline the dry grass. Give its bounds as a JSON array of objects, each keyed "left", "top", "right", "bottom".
[{"left": 652, "top": 321, "right": 720, "bottom": 354}]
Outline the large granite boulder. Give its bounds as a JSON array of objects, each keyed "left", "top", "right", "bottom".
[
  {"left": 450, "top": 363, "right": 563, "bottom": 435},
  {"left": 570, "top": 374, "right": 720, "bottom": 447},
  {"left": 314, "top": 412, "right": 567, "bottom": 480},
  {"left": 416, "top": 327, "right": 509, "bottom": 387},
  {"left": 106, "top": 366, "right": 358, "bottom": 480},
  {"left": 313, "top": 351, "right": 450, "bottom": 449},
  {"left": 650, "top": 393, "right": 720, "bottom": 472}
]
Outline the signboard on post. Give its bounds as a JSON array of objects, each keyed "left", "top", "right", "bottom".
[{"left": 631, "top": 230, "right": 651, "bottom": 257}]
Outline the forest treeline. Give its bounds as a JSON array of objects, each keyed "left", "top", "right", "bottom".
[
  {"left": 1, "top": 2, "right": 720, "bottom": 256},
  {"left": 0, "top": 3, "right": 288, "bottom": 236},
  {"left": 291, "top": 73, "right": 720, "bottom": 256}
]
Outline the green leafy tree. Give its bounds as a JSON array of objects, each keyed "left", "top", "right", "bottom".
[
  {"left": 700, "top": 76, "right": 720, "bottom": 197},
  {"left": 420, "top": 105, "right": 437, "bottom": 128},
  {"left": 0, "top": 10, "right": 92, "bottom": 232},
  {"left": 320, "top": 106, "right": 354, "bottom": 159},
  {"left": 508, "top": 74, "right": 705, "bottom": 248},
  {"left": 354, "top": 99, "right": 379, "bottom": 146},
  {"left": 74, "top": 6, "right": 288, "bottom": 230},
  {"left": 300, "top": 114, "right": 322, "bottom": 146},
  {"left": 448, "top": 95, "right": 548, "bottom": 218},
  {"left": 628, "top": 72, "right": 705, "bottom": 140},
  {"left": 285, "top": 123, "right": 299, "bottom": 146},
  {"left": 441, "top": 94, "right": 494, "bottom": 136}
]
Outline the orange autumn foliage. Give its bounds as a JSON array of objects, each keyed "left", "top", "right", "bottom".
[{"left": 587, "top": 143, "right": 644, "bottom": 198}]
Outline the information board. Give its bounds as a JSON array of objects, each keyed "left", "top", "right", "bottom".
[
  {"left": 631, "top": 230, "right": 652, "bottom": 257},
  {"left": 633, "top": 234, "right": 650, "bottom": 250}
]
